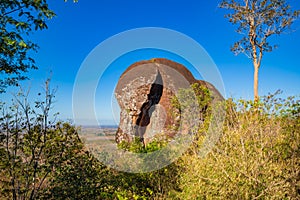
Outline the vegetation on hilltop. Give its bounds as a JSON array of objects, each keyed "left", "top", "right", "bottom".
[
  {"left": 0, "top": 83, "right": 299, "bottom": 199},
  {"left": 1, "top": 0, "right": 299, "bottom": 199}
]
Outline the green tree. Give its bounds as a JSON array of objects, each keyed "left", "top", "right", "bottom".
[
  {"left": 0, "top": 0, "right": 56, "bottom": 93},
  {"left": 0, "top": 0, "right": 78, "bottom": 93},
  {"left": 219, "top": 0, "right": 300, "bottom": 101},
  {"left": 0, "top": 80, "right": 87, "bottom": 199}
]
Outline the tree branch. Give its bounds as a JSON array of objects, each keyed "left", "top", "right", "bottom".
[{"left": 2, "top": 6, "right": 25, "bottom": 17}]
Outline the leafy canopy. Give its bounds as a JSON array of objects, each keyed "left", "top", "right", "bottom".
[
  {"left": 220, "top": 0, "right": 300, "bottom": 60},
  {"left": 219, "top": 0, "right": 299, "bottom": 101},
  {"left": 0, "top": 0, "right": 57, "bottom": 93}
]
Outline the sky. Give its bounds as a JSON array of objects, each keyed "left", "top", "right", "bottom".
[{"left": 1, "top": 0, "right": 300, "bottom": 125}]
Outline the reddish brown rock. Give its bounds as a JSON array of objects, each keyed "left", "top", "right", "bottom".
[{"left": 115, "top": 58, "right": 222, "bottom": 145}]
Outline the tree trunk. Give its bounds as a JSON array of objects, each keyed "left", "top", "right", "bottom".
[{"left": 254, "top": 65, "right": 259, "bottom": 102}]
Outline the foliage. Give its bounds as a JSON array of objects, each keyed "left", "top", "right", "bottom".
[
  {"left": 220, "top": 0, "right": 300, "bottom": 57},
  {"left": 103, "top": 163, "right": 180, "bottom": 200},
  {"left": 1, "top": 79, "right": 299, "bottom": 199},
  {"left": 40, "top": 149, "right": 110, "bottom": 200},
  {"left": 219, "top": 0, "right": 300, "bottom": 100},
  {"left": 177, "top": 91, "right": 300, "bottom": 199},
  {"left": 118, "top": 135, "right": 168, "bottom": 154},
  {"left": 170, "top": 82, "right": 212, "bottom": 134},
  {"left": 0, "top": 0, "right": 78, "bottom": 93},
  {"left": 0, "top": 80, "right": 98, "bottom": 200},
  {"left": 171, "top": 83, "right": 212, "bottom": 116},
  {"left": 0, "top": 0, "right": 56, "bottom": 93},
  {"left": 111, "top": 83, "right": 213, "bottom": 199}
]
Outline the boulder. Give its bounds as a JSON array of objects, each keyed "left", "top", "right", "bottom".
[{"left": 114, "top": 58, "right": 222, "bottom": 144}]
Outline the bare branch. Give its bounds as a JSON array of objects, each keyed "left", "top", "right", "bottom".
[
  {"left": 1, "top": 6, "right": 25, "bottom": 17},
  {"left": 220, "top": 0, "right": 299, "bottom": 100}
]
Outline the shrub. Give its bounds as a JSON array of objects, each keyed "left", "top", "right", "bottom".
[
  {"left": 0, "top": 82, "right": 107, "bottom": 200},
  {"left": 177, "top": 91, "right": 300, "bottom": 199}
]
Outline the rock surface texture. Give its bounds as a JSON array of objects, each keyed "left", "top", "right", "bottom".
[{"left": 115, "top": 58, "right": 222, "bottom": 144}]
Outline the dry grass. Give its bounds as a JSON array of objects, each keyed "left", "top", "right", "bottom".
[{"left": 177, "top": 95, "right": 300, "bottom": 199}]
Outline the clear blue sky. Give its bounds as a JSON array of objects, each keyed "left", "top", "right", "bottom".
[{"left": 2, "top": 0, "right": 300, "bottom": 125}]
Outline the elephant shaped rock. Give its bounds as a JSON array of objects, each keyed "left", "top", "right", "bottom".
[{"left": 115, "top": 58, "right": 222, "bottom": 144}]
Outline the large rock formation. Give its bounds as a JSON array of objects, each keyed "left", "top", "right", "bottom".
[{"left": 115, "top": 58, "right": 222, "bottom": 145}]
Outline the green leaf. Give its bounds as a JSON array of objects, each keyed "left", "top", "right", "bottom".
[{"left": 18, "top": 40, "right": 27, "bottom": 48}]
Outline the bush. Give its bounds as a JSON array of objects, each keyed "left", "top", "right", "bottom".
[
  {"left": 177, "top": 92, "right": 300, "bottom": 199},
  {"left": 0, "top": 82, "right": 108, "bottom": 200},
  {"left": 1, "top": 81, "right": 299, "bottom": 199}
]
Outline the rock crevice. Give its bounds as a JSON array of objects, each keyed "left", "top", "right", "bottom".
[
  {"left": 134, "top": 69, "right": 163, "bottom": 145},
  {"left": 115, "top": 58, "right": 223, "bottom": 144}
]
